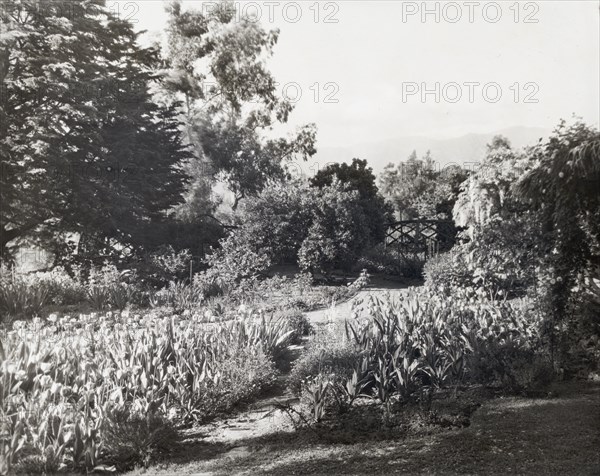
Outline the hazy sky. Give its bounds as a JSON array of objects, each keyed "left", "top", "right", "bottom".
[{"left": 116, "top": 0, "right": 600, "bottom": 148}]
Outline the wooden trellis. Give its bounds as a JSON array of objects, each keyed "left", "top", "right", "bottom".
[{"left": 384, "top": 219, "right": 456, "bottom": 258}]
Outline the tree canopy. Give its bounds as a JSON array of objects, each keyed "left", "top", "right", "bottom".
[
  {"left": 379, "top": 151, "right": 467, "bottom": 221},
  {"left": 161, "top": 0, "right": 317, "bottom": 213},
  {"left": 310, "top": 158, "right": 391, "bottom": 245},
  {"left": 0, "top": 0, "right": 191, "bottom": 263}
]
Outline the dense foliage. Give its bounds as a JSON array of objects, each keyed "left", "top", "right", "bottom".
[
  {"left": 423, "top": 122, "right": 600, "bottom": 372},
  {"left": 518, "top": 121, "right": 600, "bottom": 321},
  {"left": 439, "top": 136, "right": 548, "bottom": 297},
  {"left": 292, "top": 285, "right": 548, "bottom": 424},
  {"left": 379, "top": 151, "right": 467, "bottom": 221},
  {"left": 289, "top": 120, "right": 600, "bottom": 428},
  {"left": 0, "top": 0, "right": 191, "bottom": 263},
  {"left": 310, "top": 159, "right": 392, "bottom": 245},
  {"left": 0, "top": 0, "right": 597, "bottom": 470},
  {"left": 205, "top": 178, "right": 384, "bottom": 275}
]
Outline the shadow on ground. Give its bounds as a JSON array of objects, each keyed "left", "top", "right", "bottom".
[{"left": 130, "top": 381, "right": 600, "bottom": 476}]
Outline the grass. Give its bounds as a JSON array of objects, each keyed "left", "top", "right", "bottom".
[{"left": 128, "top": 380, "right": 600, "bottom": 475}]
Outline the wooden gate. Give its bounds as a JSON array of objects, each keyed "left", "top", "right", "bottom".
[{"left": 384, "top": 219, "right": 456, "bottom": 258}]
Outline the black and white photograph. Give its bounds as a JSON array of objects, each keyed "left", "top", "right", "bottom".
[{"left": 0, "top": 0, "right": 599, "bottom": 474}]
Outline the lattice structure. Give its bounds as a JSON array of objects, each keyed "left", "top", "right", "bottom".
[{"left": 384, "top": 219, "right": 456, "bottom": 258}]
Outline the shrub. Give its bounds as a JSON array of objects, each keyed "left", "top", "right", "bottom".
[
  {"left": 108, "top": 282, "right": 138, "bottom": 311},
  {"left": 460, "top": 214, "right": 544, "bottom": 298},
  {"left": 289, "top": 329, "right": 363, "bottom": 394},
  {"left": 273, "top": 307, "right": 313, "bottom": 343},
  {"left": 310, "top": 158, "right": 392, "bottom": 246},
  {"left": 234, "top": 180, "right": 313, "bottom": 265},
  {"left": 143, "top": 246, "right": 193, "bottom": 286},
  {"left": 466, "top": 340, "right": 553, "bottom": 392},
  {"left": 423, "top": 251, "right": 472, "bottom": 291},
  {"left": 150, "top": 280, "right": 204, "bottom": 313},
  {"left": 85, "top": 264, "right": 138, "bottom": 311},
  {"left": 215, "top": 179, "right": 382, "bottom": 276},
  {"left": 100, "top": 409, "right": 179, "bottom": 471},
  {"left": 28, "top": 267, "right": 86, "bottom": 306},
  {"left": 425, "top": 214, "right": 543, "bottom": 298},
  {"left": 201, "top": 232, "right": 272, "bottom": 293},
  {"left": 192, "top": 271, "right": 226, "bottom": 301},
  {"left": 298, "top": 181, "right": 371, "bottom": 274}
]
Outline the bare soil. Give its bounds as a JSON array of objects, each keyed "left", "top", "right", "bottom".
[
  {"left": 129, "top": 281, "right": 600, "bottom": 476},
  {"left": 130, "top": 380, "right": 599, "bottom": 476}
]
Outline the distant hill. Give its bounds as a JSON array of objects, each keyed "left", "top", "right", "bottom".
[{"left": 313, "top": 126, "right": 551, "bottom": 174}]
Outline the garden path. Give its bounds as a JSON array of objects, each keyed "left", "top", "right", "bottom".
[
  {"left": 164, "top": 279, "right": 413, "bottom": 464},
  {"left": 133, "top": 380, "right": 600, "bottom": 475},
  {"left": 128, "top": 278, "right": 600, "bottom": 475},
  {"left": 303, "top": 277, "right": 414, "bottom": 325}
]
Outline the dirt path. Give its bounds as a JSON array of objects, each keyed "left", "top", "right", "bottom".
[
  {"left": 166, "top": 282, "right": 411, "bottom": 461},
  {"left": 304, "top": 278, "right": 412, "bottom": 326},
  {"left": 177, "top": 350, "right": 302, "bottom": 453},
  {"left": 129, "top": 280, "right": 599, "bottom": 475},
  {"left": 126, "top": 280, "right": 410, "bottom": 475},
  {"left": 131, "top": 381, "right": 600, "bottom": 476}
]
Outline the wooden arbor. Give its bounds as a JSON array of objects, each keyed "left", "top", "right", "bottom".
[{"left": 384, "top": 219, "right": 456, "bottom": 258}]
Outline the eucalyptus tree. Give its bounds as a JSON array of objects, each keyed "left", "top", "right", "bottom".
[{"left": 162, "top": 0, "right": 317, "bottom": 213}]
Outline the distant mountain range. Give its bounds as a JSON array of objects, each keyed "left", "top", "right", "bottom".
[{"left": 313, "top": 126, "right": 551, "bottom": 173}]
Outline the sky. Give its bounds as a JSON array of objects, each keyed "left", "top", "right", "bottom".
[{"left": 114, "top": 0, "right": 600, "bottom": 148}]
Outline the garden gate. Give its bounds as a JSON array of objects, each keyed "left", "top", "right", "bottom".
[{"left": 384, "top": 219, "right": 456, "bottom": 258}]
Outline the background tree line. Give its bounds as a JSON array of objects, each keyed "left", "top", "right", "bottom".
[{"left": 0, "top": 0, "right": 316, "bottom": 270}]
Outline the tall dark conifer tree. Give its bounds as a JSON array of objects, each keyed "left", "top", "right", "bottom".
[{"left": 0, "top": 0, "right": 190, "bottom": 263}]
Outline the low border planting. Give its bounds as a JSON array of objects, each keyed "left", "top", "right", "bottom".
[{"left": 0, "top": 309, "right": 293, "bottom": 473}]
